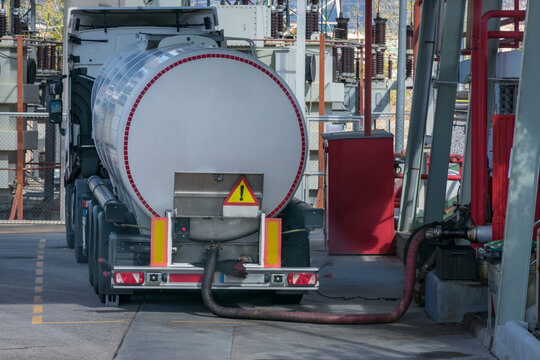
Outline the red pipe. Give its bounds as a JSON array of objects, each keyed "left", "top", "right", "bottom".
[
  {"left": 364, "top": 0, "right": 372, "bottom": 136},
  {"left": 394, "top": 173, "right": 461, "bottom": 181},
  {"left": 514, "top": 0, "right": 520, "bottom": 46},
  {"left": 201, "top": 229, "right": 432, "bottom": 324},
  {"left": 471, "top": 7, "right": 525, "bottom": 225},
  {"left": 413, "top": 0, "right": 422, "bottom": 73},
  {"left": 488, "top": 30, "right": 523, "bottom": 39}
]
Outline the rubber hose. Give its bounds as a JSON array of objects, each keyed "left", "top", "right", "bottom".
[{"left": 201, "top": 229, "right": 430, "bottom": 324}]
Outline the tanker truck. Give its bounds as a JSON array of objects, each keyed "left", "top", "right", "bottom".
[{"left": 51, "top": 7, "right": 322, "bottom": 306}]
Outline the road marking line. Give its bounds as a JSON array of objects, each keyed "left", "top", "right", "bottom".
[
  {"left": 171, "top": 320, "right": 248, "bottom": 324},
  {"left": 40, "top": 320, "right": 125, "bottom": 325},
  {"left": 32, "top": 239, "right": 46, "bottom": 325}
]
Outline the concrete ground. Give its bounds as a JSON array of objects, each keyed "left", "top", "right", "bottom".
[{"left": 0, "top": 225, "right": 494, "bottom": 360}]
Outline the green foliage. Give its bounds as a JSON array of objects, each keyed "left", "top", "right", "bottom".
[
  {"left": 36, "top": 0, "right": 63, "bottom": 41},
  {"left": 20, "top": 0, "right": 63, "bottom": 41},
  {"left": 347, "top": 0, "right": 413, "bottom": 39}
]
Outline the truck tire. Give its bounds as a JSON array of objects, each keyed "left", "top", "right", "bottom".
[
  {"left": 74, "top": 180, "right": 90, "bottom": 263},
  {"left": 66, "top": 233, "right": 75, "bottom": 249},
  {"left": 87, "top": 202, "right": 96, "bottom": 287},
  {"left": 65, "top": 183, "right": 75, "bottom": 249},
  {"left": 91, "top": 205, "right": 101, "bottom": 293}
]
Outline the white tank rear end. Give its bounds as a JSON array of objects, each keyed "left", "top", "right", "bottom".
[{"left": 92, "top": 41, "right": 306, "bottom": 240}]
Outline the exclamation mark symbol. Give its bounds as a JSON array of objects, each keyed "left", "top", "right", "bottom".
[{"left": 240, "top": 185, "right": 244, "bottom": 201}]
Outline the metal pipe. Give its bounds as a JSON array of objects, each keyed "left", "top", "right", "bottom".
[
  {"left": 395, "top": 0, "right": 407, "bottom": 152},
  {"left": 364, "top": 0, "right": 372, "bottom": 136},
  {"left": 471, "top": 9, "right": 525, "bottom": 225},
  {"left": 398, "top": 0, "right": 440, "bottom": 232},
  {"left": 413, "top": 0, "right": 422, "bottom": 72},
  {"left": 87, "top": 176, "right": 127, "bottom": 223},
  {"left": 201, "top": 229, "right": 433, "bottom": 324},
  {"left": 359, "top": 47, "right": 364, "bottom": 124},
  {"left": 315, "top": 34, "right": 325, "bottom": 209},
  {"left": 296, "top": 0, "right": 306, "bottom": 113},
  {"left": 394, "top": 173, "right": 461, "bottom": 181}
]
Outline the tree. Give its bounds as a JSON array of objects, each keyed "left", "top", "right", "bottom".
[
  {"left": 35, "top": 0, "right": 63, "bottom": 41},
  {"left": 347, "top": 0, "right": 409, "bottom": 40},
  {"left": 20, "top": 0, "right": 63, "bottom": 41}
]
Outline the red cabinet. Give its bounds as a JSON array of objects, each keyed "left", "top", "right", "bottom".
[{"left": 323, "top": 130, "right": 395, "bottom": 255}]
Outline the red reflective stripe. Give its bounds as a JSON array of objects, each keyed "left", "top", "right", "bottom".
[
  {"left": 124, "top": 53, "right": 305, "bottom": 218},
  {"left": 168, "top": 274, "right": 203, "bottom": 283}
]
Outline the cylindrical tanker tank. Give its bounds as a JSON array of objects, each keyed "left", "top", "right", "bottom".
[{"left": 92, "top": 39, "right": 307, "bottom": 241}]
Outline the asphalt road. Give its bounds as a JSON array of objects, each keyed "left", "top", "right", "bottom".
[{"left": 0, "top": 226, "right": 495, "bottom": 360}]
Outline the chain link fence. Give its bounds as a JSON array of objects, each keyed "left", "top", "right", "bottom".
[{"left": 0, "top": 113, "right": 63, "bottom": 223}]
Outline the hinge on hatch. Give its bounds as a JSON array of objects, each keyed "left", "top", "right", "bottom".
[{"left": 68, "top": 34, "right": 108, "bottom": 44}]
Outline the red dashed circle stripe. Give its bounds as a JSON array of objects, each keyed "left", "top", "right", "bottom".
[{"left": 123, "top": 53, "right": 306, "bottom": 218}]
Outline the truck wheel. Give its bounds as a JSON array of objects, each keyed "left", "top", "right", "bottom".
[
  {"left": 74, "top": 180, "right": 90, "bottom": 263},
  {"left": 87, "top": 202, "right": 95, "bottom": 287},
  {"left": 65, "top": 184, "right": 75, "bottom": 249},
  {"left": 66, "top": 233, "right": 75, "bottom": 249},
  {"left": 91, "top": 205, "right": 101, "bottom": 294},
  {"left": 74, "top": 233, "right": 88, "bottom": 263}
]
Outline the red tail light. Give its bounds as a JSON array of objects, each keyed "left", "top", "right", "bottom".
[
  {"left": 287, "top": 273, "right": 317, "bottom": 286},
  {"left": 114, "top": 272, "right": 144, "bottom": 285}
]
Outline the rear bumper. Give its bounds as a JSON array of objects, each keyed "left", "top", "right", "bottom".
[{"left": 111, "top": 266, "right": 319, "bottom": 291}]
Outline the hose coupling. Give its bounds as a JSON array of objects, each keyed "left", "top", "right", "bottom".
[
  {"left": 204, "top": 242, "right": 222, "bottom": 254},
  {"left": 425, "top": 226, "right": 443, "bottom": 240}
]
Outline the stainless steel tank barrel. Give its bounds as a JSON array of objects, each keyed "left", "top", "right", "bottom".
[{"left": 92, "top": 39, "right": 307, "bottom": 240}]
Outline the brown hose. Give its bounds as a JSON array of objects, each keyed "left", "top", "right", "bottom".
[{"left": 201, "top": 229, "right": 431, "bottom": 324}]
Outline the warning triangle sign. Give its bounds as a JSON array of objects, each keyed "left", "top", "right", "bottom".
[{"left": 223, "top": 177, "right": 260, "bottom": 206}]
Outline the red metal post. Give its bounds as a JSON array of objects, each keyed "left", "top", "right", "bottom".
[
  {"left": 9, "top": 36, "right": 24, "bottom": 220},
  {"left": 364, "top": 0, "right": 372, "bottom": 136}
]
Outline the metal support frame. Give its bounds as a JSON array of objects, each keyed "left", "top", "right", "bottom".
[
  {"left": 364, "top": 0, "right": 372, "bottom": 136},
  {"left": 398, "top": 0, "right": 440, "bottom": 232},
  {"left": 395, "top": 0, "right": 407, "bottom": 153},
  {"left": 496, "top": 1, "right": 539, "bottom": 326},
  {"left": 424, "top": 0, "right": 466, "bottom": 223},
  {"left": 295, "top": 0, "right": 306, "bottom": 113},
  {"left": 315, "top": 34, "right": 325, "bottom": 209}
]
